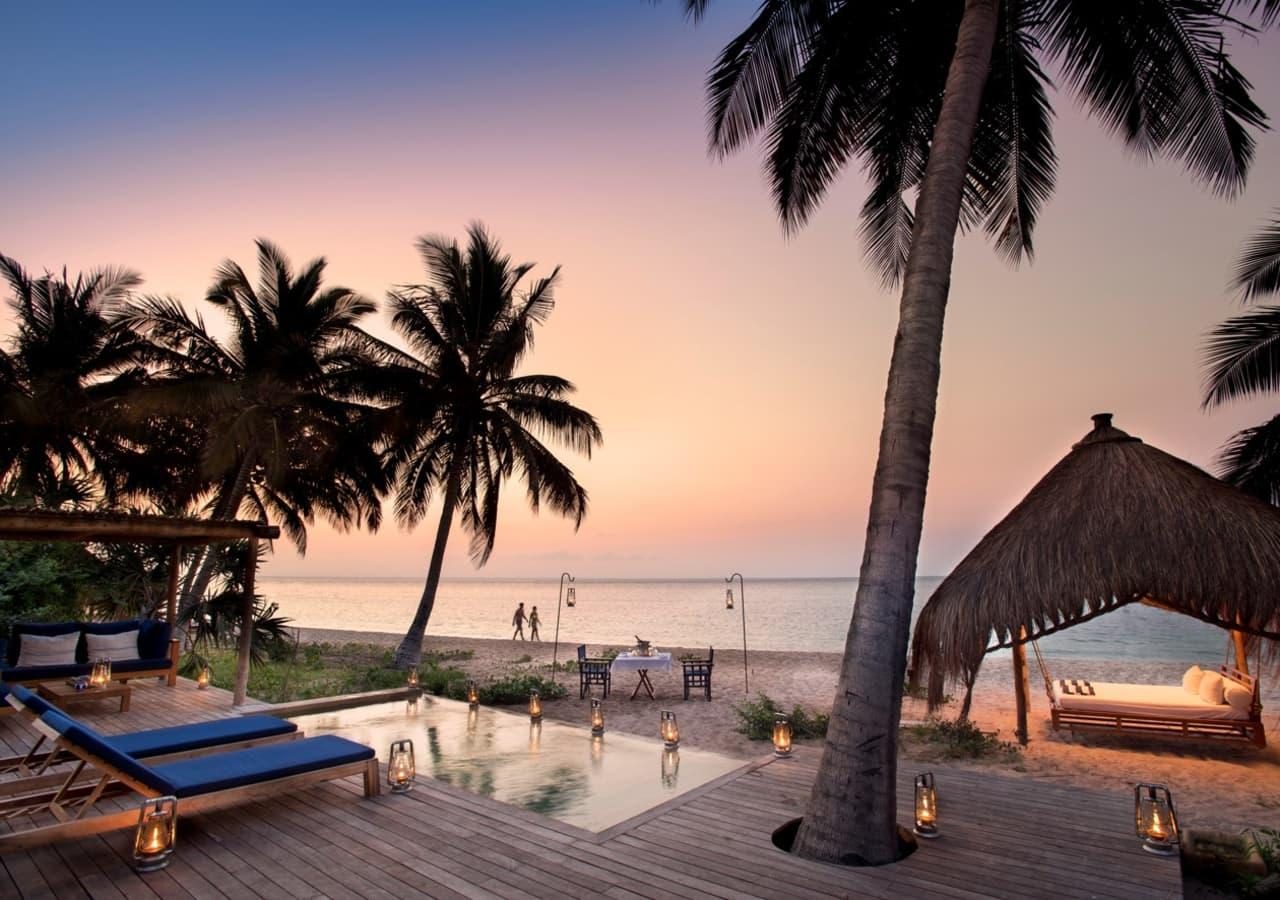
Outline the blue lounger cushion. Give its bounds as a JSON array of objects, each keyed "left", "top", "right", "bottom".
[
  {"left": 149, "top": 736, "right": 375, "bottom": 798},
  {"left": 108, "top": 716, "right": 298, "bottom": 758},
  {"left": 8, "top": 684, "right": 56, "bottom": 717}
]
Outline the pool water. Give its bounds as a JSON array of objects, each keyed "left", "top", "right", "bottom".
[{"left": 289, "top": 697, "right": 747, "bottom": 832}]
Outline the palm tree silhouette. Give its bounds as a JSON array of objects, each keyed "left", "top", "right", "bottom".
[
  {"left": 0, "top": 254, "right": 152, "bottom": 506},
  {"left": 380, "top": 224, "right": 601, "bottom": 669},
  {"left": 1203, "top": 208, "right": 1280, "bottom": 501},
  {"left": 683, "top": 0, "right": 1273, "bottom": 864},
  {"left": 120, "top": 240, "right": 388, "bottom": 610}
]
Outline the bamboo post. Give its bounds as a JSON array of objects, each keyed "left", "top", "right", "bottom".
[
  {"left": 1232, "top": 630, "right": 1250, "bottom": 675},
  {"left": 1012, "top": 628, "right": 1031, "bottom": 746},
  {"left": 233, "top": 537, "right": 258, "bottom": 706}
]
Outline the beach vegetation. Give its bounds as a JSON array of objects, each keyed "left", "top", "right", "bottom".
[
  {"left": 378, "top": 225, "right": 602, "bottom": 669},
  {"left": 735, "top": 692, "right": 829, "bottom": 741},
  {"left": 902, "top": 717, "right": 1021, "bottom": 762},
  {"left": 683, "top": 0, "right": 1269, "bottom": 865},
  {"left": 479, "top": 672, "right": 568, "bottom": 705}
]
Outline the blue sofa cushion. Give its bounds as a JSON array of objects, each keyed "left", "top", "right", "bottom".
[
  {"left": 109, "top": 716, "right": 298, "bottom": 758},
  {"left": 150, "top": 735, "right": 375, "bottom": 798},
  {"left": 1, "top": 662, "right": 91, "bottom": 682},
  {"left": 7, "top": 623, "right": 83, "bottom": 667},
  {"left": 53, "top": 717, "right": 172, "bottom": 795}
]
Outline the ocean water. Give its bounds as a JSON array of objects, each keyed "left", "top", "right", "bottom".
[{"left": 260, "top": 575, "right": 1244, "bottom": 667}]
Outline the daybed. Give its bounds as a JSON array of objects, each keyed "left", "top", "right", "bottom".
[
  {"left": 0, "top": 619, "right": 179, "bottom": 688},
  {"left": 1043, "top": 661, "right": 1265, "bottom": 748}
]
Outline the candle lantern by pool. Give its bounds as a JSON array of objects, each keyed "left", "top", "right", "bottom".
[
  {"left": 772, "top": 715, "right": 793, "bottom": 758},
  {"left": 529, "top": 689, "right": 543, "bottom": 721},
  {"left": 90, "top": 657, "right": 111, "bottom": 687},
  {"left": 913, "top": 772, "right": 939, "bottom": 839},
  {"left": 196, "top": 665, "right": 210, "bottom": 690},
  {"left": 406, "top": 668, "right": 419, "bottom": 689},
  {"left": 467, "top": 680, "right": 479, "bottom": 707},
  {"left": 565, "top": 586, "right": 576, "bottom": 607},
  {"left": 1134, "top": 783, "right": 1179, "bottom": 855},
  {"left": 133, "top": 795, "right": 177, "bottom": 872},
  {"left": 661, "top": 748, "right": 679, "bottom": 788},
  {"left": 590, "top": 698, "right": 605, "bottom": 735},
  {"left": 725, "top": 588, "right": 734, "bottom": 609},
  {"left": 660, "top": 710, "right": 679, "bottom": 748},
  {"left": 388, "top": 739, "right": 416, "bottom": 794}
]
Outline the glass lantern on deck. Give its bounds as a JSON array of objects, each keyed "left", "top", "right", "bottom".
[
  {"left": 196, "top": 665, "right": 210, "bottom": 690},
  {"left": 388, "top": 739, "right": 416, "bottom": 794},
  {"left": 772, "top": 715, "right": 793, "bottom": 758},
  {"left": 133, "top": 795, "right": 177, "bottom": 872},
  {"left": 90, "top": 657, "right": 112, "bottom": 688},
  {"left": 1134, "top": 783, "right": 1179, "bottom": 855},
  {"left": 913, "top": 772, "right": 939, "bottom": 839}
]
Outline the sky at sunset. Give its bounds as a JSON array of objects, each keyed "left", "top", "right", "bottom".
[{"left": 4, "top": 2, "right": 1280, "bottom": 580}]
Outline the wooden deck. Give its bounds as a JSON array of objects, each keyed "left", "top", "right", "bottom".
[{"left": 0, "top": 680, "right": 1182, "bottom": 899}]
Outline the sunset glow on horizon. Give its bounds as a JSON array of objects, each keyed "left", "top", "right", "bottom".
[{"left": 5, "top": 1, "right": 1280, "bottom": 580}]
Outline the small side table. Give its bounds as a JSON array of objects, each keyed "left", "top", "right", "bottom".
[{"left": 36, "top": 680, "right": 132, "bottom": 713}]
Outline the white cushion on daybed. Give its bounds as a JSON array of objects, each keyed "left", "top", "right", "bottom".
[
  {"left": 1225, "top": 683, "right": 1253, "bottom": 713},
  {"left": 1052, "top": 681, "right": 1251, "bottom": 721},
  {"left": 15, "top": 632, "right": 80, "bottom": 667},
  {"left": 1182, "top": 665, "right": 1204, "bottom": 694},
  {"left": 1198, "top": 671, "right": 1226, "bottom": 705}
]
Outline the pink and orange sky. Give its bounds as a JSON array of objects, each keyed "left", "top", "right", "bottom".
[{"left": 4, "top": 2, "right": 1280, "bottom": 579}]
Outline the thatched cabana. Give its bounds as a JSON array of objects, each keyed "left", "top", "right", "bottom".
[
  {"left": 0, "top": 509, "right": 279, "bottom": 705},
  {"left": 910, "top": 414, "right": 1280, "bottom": 743}
]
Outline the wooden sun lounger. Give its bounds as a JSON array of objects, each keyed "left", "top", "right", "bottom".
[{"left": 0, "top": 710, "right": 379, "bottom": 850}]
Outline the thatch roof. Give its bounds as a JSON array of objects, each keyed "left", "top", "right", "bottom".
[
  {"left": 911, "top": 414, "right": 1280, "bottom": 696},
  {"left": 0, "top": 509, "right": 279, "bottom": 544}
]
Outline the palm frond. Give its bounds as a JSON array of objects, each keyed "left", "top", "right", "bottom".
[
  {"left": 1216, "top": 413, "right": 1280, "bottom": 503},
  {"left": 1201, "top": 305, "right": 1280, "bottom": 407},
  {"left": 1231, "top": 210, "right": 1280, "bottom": 301}
]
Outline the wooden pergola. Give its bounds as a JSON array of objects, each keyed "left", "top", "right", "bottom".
[{"left": 0, "top": 509, "right": 279, "bottom": 705}]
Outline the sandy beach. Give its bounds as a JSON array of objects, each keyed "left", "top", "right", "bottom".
[{"left": 298, "top": 627, "right": 1280, "bottom": 832}]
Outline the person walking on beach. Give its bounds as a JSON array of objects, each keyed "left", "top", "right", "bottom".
[
  {"left": 528, "top": 606, "right": 541, "bottom": 641},
  {"left": 512, "top": 602, "right": 526, "bottom": 640}
]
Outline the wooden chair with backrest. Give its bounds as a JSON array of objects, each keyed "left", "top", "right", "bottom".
[
  {"left": 682, "top": 647, "right": 714, "bottom": 700},
  {"left": 577, "top": 644, "right": 611, "bottom": 699}
]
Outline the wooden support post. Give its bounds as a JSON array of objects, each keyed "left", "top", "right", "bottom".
[
  {"left": 233, "top": 537, "right": 258, "bottom": 707},
  {"left": 1012, "top": 631, "right": 1031, "bottom": 746},
  {"left": 1232, "top": 630, "right": 1250, "bottom": 675}
]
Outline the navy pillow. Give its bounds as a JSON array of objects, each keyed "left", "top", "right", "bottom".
[
  {"left": 136, "top": 620, "right": 171, "bottom": 660},
  {"left": 8, "top": 622, "right": 81, "bottom": 667}
]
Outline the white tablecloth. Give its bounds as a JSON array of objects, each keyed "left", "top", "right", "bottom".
[{"left": 611, "top": 652, "right": 673, "bottom": 674}]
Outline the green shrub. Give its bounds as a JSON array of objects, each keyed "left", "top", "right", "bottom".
[
  {"left": 735, "top": 693, "right": 829, "bottom": 741},
  {"left": 481, "top": 673, "right": 567, "bottom": 705},
  {"left": 419, "top": 663, "right": 470, "bottom": 699},
  {"left": 904, "top": 717, "right": 1021, "bottom": 761},
  {"left": 513, "top": 654, "right": 533, "bottom": 664}
]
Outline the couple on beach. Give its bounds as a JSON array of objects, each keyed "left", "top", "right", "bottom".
[{"left": 512, "top": 602, "right": 541, "bottom": 641}]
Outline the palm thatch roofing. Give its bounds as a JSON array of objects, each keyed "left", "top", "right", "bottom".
[{"left": 911, "top": 414, "right": 1280, "bottom": 696}]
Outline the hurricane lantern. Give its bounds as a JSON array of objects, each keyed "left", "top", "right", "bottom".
[
  {"left": 660, "top": 710, "right": 679, "bottom": 748},
  {"left": 529, "top": 689, "right": 543, "bottom": 721},
  {"left": 406, "top": 668, "right": 419, "bottom": 689},
  {"left": 1134, "top": 783, "right": 1179, "bottom": 856},
  {"left": 772, "top": 715, "right": 793, "bottom": 758},
  {"left": 90, "top": 657, "right": 111, "bottom": 688},
  {"left": 661, "top": 748, "right": 679, "bottom": 788},
  {"left": 725, "top": 588, "right": 734, "bottom": 610},
  {"left": 132, "top": 795, "right": 177, "bottom": 872},
  {"left": 467, "top": 679, "right": 479, "bottom": 707},
  {"left": 913, "top": 772, "right": 939, "bottom": 839},
  {"left": 566, "top": 586, "right": 576, "bottom": 608},
  {"left": 590, "top": 698, "right": 605, "bottom": 735},
  {"left": 196, "top": 666, "right": 210, "bottom": 690},
  {"left": 388, "top": 739, "right": 416, "bottom": 794}
]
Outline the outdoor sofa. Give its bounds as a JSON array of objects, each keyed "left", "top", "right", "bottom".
[{"left": 0, "top": 618, "right": 179, "bottom": 688}]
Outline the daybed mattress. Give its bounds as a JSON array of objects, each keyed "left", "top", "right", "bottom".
[{"left": 1051, "top": 682, "right": 1250, "bottom": 721}]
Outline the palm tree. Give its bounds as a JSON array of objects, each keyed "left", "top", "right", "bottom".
[
  {"left": 118, "top": 240, "right": 388, "bottom": 611},
  {"left": 380, "top": 224, "right": 601, "bottom": 669},
  {"left": 683, "top": 0, "right": 1273, "bottom": 865},
  {"left": 1203, "top": 208, "right": 1280, "bottom": 500},
  {"left": 0, "top": 254, "right": 152, "bottom": 506}
]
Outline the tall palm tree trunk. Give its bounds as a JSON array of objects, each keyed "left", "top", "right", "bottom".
[
  {"left": 180, "top": 457, "right": 255, "bottom": 614},
  {"left": 393, "top": 471, "right": 461, "bottom": 669},
  {"left": 791, "top": 0, "right": 1000, "bottom": 866}
]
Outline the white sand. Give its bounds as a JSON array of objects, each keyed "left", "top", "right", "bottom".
[{"left": 297, "top": 627, "right": 1280, "bottom": 831}]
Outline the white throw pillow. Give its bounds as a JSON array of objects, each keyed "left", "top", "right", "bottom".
[
  {"left": 15, "top": 632, "right": 80, "bottom": 667},
  {"left": 1181, "top": 665, "right": 1204, "bottom": 695},
  {"left": 1224, "top": 683, "right": 1252, "bottom": 713},
  {"left": 84, "top": 629, "right": 139, "bottom": 659},
  {"left": 1198, "top": 671, "right": 1226, "bottom": 705}
]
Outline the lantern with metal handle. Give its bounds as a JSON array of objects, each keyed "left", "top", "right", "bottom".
[
  {"left": 90, "top": 657, "right": 111, "bottom": 687},
  {"left": 1134, "top": 783, "right": 1179, "bottom": 855},
  {"left": 772, "top": 715, "right": 793, "bottom": 758},
  {"left": 566, "top": 586, "right": 576, "bottom": 608},
  {"left": 590, "top": 697, "right": 605, "bottom": 735},
  {"left": 196, "top": 665, "right": 210, "bottom": 690},
  {"left": 466, "top": 679, "right": 479, "bottom": 707},
  {"left": 406, "top": 668, "right": 419, "bottom": 689},
  {"left": 388, "top": 739, "right": 416, "bottom": 794},
  {"left": 133, "top": 795, "right": 177, "bottom": 872},
  {"left": 725, "top": 588, "right": 734, "bottom": 609},
  {"left": 529, "top": 688, "right": 542, "bottom": 721},
  {"left": 913, "top": 772, "right": 939, "bottom": 838},
  {"left": 660, "top": 710, "right": 679, "bottom": 749}
]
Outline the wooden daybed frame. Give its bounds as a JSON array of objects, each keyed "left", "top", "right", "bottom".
[{"left": 1034, "top": 650, "right": 1266, "bottom": 748}]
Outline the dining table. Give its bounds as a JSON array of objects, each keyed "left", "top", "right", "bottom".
[{"left": 610, "top": 651, "right": 673, "bottom": 700}]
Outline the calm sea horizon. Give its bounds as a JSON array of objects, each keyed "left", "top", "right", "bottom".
[{"left": 260, "top": 575, "right": 1241, "bottom": 667}]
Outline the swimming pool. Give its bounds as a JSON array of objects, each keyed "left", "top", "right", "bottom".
[{"left": 289, "top": 696, "right": 747, "bottom": 832}]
